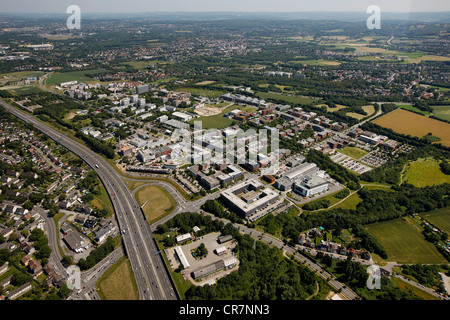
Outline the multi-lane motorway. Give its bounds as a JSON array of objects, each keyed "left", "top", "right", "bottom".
[{"left": 0, "top": 99, "right": 177, "bottom": 300}]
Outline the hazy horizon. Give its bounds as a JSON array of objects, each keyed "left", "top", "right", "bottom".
[{"left": 1, "top": 0, "right": 450, "bottom": 14}]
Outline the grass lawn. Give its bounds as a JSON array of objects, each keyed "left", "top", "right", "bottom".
[
  {"left": 333, "top": 192, "right": 362, "bottom": 210},
  {"left": 97, "top": 256, "right": 139, "bottom": 300},
  {"left": 46, "top": 69, "right": 107, "bottom": 85},
  {"left": 91, "top": 181, "right": 115, "bottom": 218},
  {"left": 338, "top": 146, "right": 368, "bottom": 160},
  {"left": 419, "top": 206, "right": 450, "bottom": 234},
  {"left": 402, "top": 158, "right": 450, "bottom": 187},
  {"left": 189, "top": 104, "right": 256, "bottom": 129},
  {"left": 431, "top": 105, "right": 450, "bottom": 122},
  {"left": 135, "top": 185, "right": 177, "bottom": 225},
  {"left": 366, "top": 218, "right": 448, "bottom": 264}
]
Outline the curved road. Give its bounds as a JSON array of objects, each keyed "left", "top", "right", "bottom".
[{"left": 1, "top": 99, "right": 177, "bottom": 300}]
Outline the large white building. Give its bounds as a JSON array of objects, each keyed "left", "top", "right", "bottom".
[
  {"left": 174, "top": 246, "right": 190, "bottom": 269},
  {"left": 292, "top": 175, "right": 329, "bottom": 197}
]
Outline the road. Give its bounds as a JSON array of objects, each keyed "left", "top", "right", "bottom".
[{"left": 1, "top": 99, "right": 177, "bottom": 300}]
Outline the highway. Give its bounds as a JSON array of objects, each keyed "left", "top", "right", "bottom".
[{"left": 1, "top": 99, "right": 177, "bottom": 300}]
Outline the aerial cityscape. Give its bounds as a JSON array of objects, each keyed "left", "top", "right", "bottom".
[{"left": 0, "top": 0, "right": 449, "bottom": 313}]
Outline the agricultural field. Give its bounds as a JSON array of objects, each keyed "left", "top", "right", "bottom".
[
  {"left": 97, "top": 256, "right": 139, "bottom": 300},
  {"left": 419, "top": 206, "right": 450, "bottom": 234},
  {"left": 46, "top": 69, "right": 107, "bottom": 85},
  {"left": 345, "top": 105, "right": 375, "bottom": 120},
  {"left": 338, "top": 146, "right": 368, "bottom": 160},
  {"left": 402, "top": 158, "right": 450, "bottom": 187},
  {"left": 430, "top": 105, "right": 450, "bottom": 122},
  {"left": 366, "top": 218, "right": 448, "bottom": 264},
  {"left": 373, "top": 108, "right": 450, "bottom": 147},
  {"left": 320, "top": 104, "right": 348, "bottom": 112},
  {"left": 134, "top": 185, "right": 177, "bottom": 224},
  {"left": 290, "top": 59, "right": 341, "bottom": 66}
]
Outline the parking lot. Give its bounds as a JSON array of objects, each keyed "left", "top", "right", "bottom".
[{"left": 330, "top": 152, "right": 372, "bottom": 174}]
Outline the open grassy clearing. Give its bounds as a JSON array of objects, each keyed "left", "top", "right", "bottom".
[
  {"left": 338, "top": 146, "right": 369, "bottom": 160},
  {"left": 320, "top": 104, "right": 348, "bottom": 112},
  {"left": 366, "top": 218, "right": 448, "bottom": 264},
  {"left": 397, "top": 104, "right": 431, "bottom": 116},
  {"left": 97, "top": 256, "right": 139, "bottom": 300},
  {"left": 419, "top": 206, "right": 450, "bottom": 234},
  {"left": 431, "top": 105, "right": 450, "bottom": 122},
  {"left": 134, "top": 185, "right": 177, "bottom": 224},
  {"left": 46, "top": 69, "right": 107, "bottom": 85},
  {"left": 402, "top": 158, "right": 450, "bottom": 187},
  {"left": 0, "top": 70, "right": 45, "bottom": 81},
  {"left": 332, "top": 192, "right": 363, "bottom": 210},
  {"left": 189, "top": 104, "right": 256, "bottom": 129},
  {"left": 373, "top": 108, "right": 450, "bottom": 147},
  {"left": 290, "top": 59, "right": 341, "bottom": 66},
  {"left": 91, "top": 181, "right": 115, "bottom": 218},
  {"left": 255, "top": 91, "right": 320, "bottom": 105}
]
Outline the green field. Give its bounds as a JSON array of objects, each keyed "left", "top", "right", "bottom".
[
  {"left": 97, "top": 256, "right": 139, "bottom": 300},
  {"left": 189, "top": 104, "right": 256, "bottom": 129},
  {"left": 135, "top": 185, "right": 177, "bottom": 225},
  {"left": 333, "top": 192, "right": 363, "bottom": 210},
  {"left": 419, "top": 206, "right": 450, "bottom": 234},
  {"left": 0, "top": 70, "right": 45, "bottom": 81},
  {"left": 366, "top": 218, "right": 448, "bottom": 264},
  {"left": 397, "top": 104, "right": 431, "bottom": 116},
  {"left": 290, "top": 59, "right": 341, "bottom": 66},
  {"left": 402, "top": 158, "right": 450, "bottom": 187},
  {"left": 431, "top": 105, "right": 450, "bottom": 122},
  {"left": 46, "top": 69, "right": 107, "bottom": 85},
  {"left": 338, "top": 146, "right": 368, "bottom": 160},
  {"left": 255, "top": 91, "right": 320, "bottom": 105}
]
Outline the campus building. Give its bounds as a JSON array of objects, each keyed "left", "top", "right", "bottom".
[{"left": 219, "top": 179, "right": 278, "bottom": 218}]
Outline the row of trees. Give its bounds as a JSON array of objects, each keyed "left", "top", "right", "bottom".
[{"left": 77, "top": 236, "right": 117, "bottom": 270}]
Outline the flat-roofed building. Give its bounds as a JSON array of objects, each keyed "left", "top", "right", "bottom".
[
  {"left": 292, "top": 175, "right": 329, "bottom": 197},
  {"left": 219, "top": 179, "right": 278, "bottom": 218},
  {"left": 176, "top": 233, "right": 192, "bottom": 243},
  {"left": 174, "top": 246, "right": 190, "bottom": 269}
]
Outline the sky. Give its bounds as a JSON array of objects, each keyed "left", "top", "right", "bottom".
[{"left": 1, "top": 0, "right": 449, "bottom": 14}]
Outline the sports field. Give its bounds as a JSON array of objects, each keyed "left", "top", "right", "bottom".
[
  {"left": 366, "top": 218, "right": 448, "bottom": 264},
  {"left": 419, "top": 206, "right": 450, "bottom": 234},
  {"left": 134, "top": 185, "right": 177, "bottom": 224},
  {"left": 373, "top": 108, "right": 450, "bottom": 147},
  {"left": 402, "top": 158, "right": 450, "bottom": 187}
]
